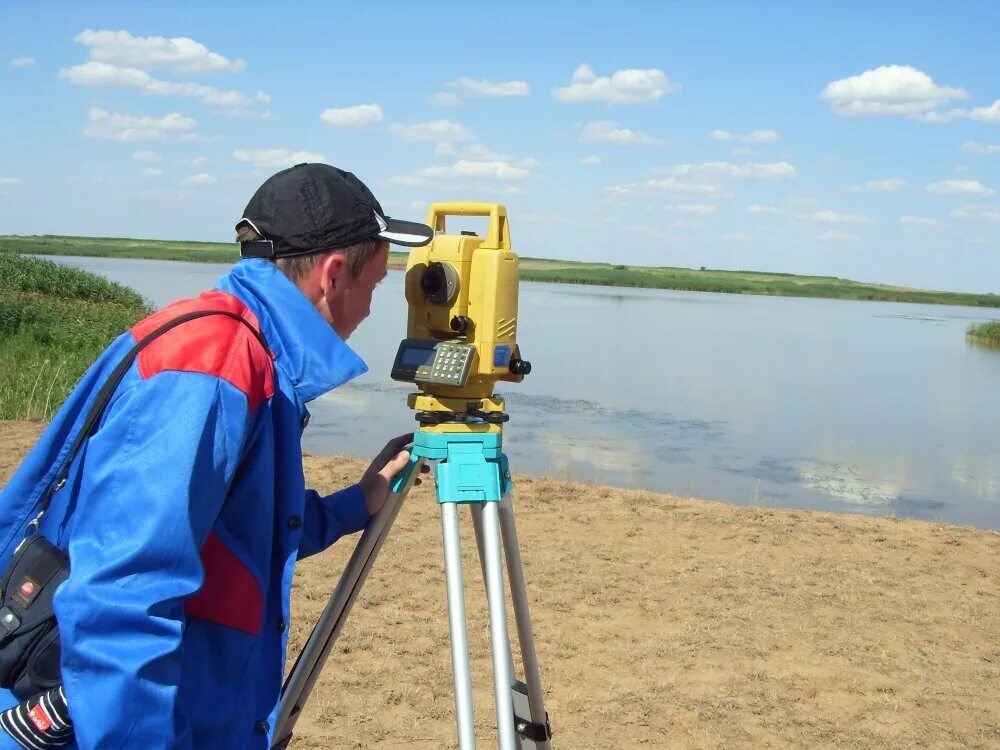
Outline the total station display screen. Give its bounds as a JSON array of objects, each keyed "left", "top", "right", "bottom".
[{"left": 400, "top": 347, "right": 436, "bottom": 367}]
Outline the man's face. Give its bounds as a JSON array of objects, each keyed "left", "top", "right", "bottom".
[{"left": 328, "top": 242, "right": 389, "bottom": 340}]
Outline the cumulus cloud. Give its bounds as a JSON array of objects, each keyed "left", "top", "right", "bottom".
[
  {"left": 969, "top": 98, "right": 1000, "bottom": 123},
  {"left": 667, "top": 204, "right": 717, "bottom": 215},
  {"left": 429, "top": 92, "right": 461, "bottom": 106},
  {"left": 820, "top": 65, "right": 968, "bottom": 118},
  {"left": 320, "top": 104, "right": 383, "bottom": 128},
  {"left": 816, "top": 230, "right": 861, "bottom": 241},
  {"left": 963, "top": 142, "right": 1000, "bottom": 154},
  {"left": 181, "top": 173, "right": 216, "bottom": 186},
  {"left": 553, "top": 64, "right": 679, "bottom": 104},
  {"left": 747, "top": 204, "right": 784, "bottom": 215},
  {"left": 447, "top": 77, "right": 529, "bottom": 97},
  {"left": 388, "top": 156, "right": 536, "bottom": 188},
  {"left": 141, "top": 167, "right": 164, "bottom": 176},
  {"left": 579, "top": 155, "right": 601, "bottom": 166},
  {"left": 810, "top": 210, "right": 873, "bottom": 224},
  {"left": 711, "top": 129, "right": 780, "bottom": 143},
  {"left": 232, "top": 149, "right": 326, "bottom": 169},
  {"left": 865, "top": 178, "right": 907, "bottom": 192},
  {"left": 605, "top": 178, "right": 725, "bottom": 197},
  {"left": 950, "top": 205, "right": 1000, "bottom": 222},
  {"left": 389, "top": 119, "right": 473, "bottom": 145},
  {"left": 132, "top": 150, "right": 162, "bottom": 162},
  {"left": 74, "top": 29, "right": 244, "bottom": 74},
  {"left": 84, "top": 107, "right": 197, "bottom": 141},
  {"left": 0, "top": 177, "right": 21, "bottom": 185},
  {"left": 900, "top": 215, "right": 937, "bottom": 226},
  {"left": 925, "top": 179, "right": 995, "bottom": 197},
  {"left": 659, "top": 161, "right": 796, "bottom": 180},
  {"left": 579, "top": 121, "right": 663, "bottom": 146},
  {"left": 11, "top": 57, "right": 35, "bottom": 68}
]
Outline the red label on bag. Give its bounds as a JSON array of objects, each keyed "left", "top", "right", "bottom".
[
  {"left": 19, "top": 581, "right": 35, "bottom": 598},
  {"left": 28, "top": 704, "right": 52, "bottom": 732}
]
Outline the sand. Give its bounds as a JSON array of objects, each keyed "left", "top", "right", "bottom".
[{"left": 1, "top": 421, "right": 998, "bottom": 748}]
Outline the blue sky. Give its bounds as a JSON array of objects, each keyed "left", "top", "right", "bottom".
[{"left": 0, "top": 0, "right": 997, "bottom": 293}]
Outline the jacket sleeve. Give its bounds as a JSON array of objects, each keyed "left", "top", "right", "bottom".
[
  {"left": 52, "top": 371, "right": 251, "bottom": 750},
  {"left": 297, "top": 485, "right": 370, "bottom": 559}
]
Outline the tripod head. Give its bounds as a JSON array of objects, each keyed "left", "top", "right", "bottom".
[{"left": 391, "top": 203, "right": 531, "bottom": 425}]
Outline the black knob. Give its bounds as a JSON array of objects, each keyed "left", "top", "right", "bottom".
[
  {"left": 509, "top": 357, "right": 532, "bottom": 376},
  {"left": 450, "top": 315, "right": 471, "bottom": 333}
]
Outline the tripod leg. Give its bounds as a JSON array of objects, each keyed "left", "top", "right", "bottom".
[
  {"left": 499, "top": 493, "right": 551, "bottom": 749},
  {"left": 470, "top": 504, "right": 517, "bottom": 678},
  {"left": 441, "top": 502, "right": 476, "bottom": 750},
  {"left": 272, "top": 457, "right": 423, "bottom": 748},
  {"left": 481, "top": 501, "right": 519, "bottom": 750}
]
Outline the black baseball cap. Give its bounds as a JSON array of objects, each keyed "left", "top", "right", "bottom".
[{"left": 237, "top": 163, "right": 433, "bottom": 259}]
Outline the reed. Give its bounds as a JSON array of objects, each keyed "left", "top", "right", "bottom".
[{"left": 967, "top": 320, "right": 1000, "bottom": 346}]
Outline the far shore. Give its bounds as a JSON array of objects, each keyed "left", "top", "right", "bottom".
[
  {"left": 4, "top": 234, "right": 999, "bottom": 308},
  {"left": 3, "top": 420, "right": 997, "bottom": 748}
]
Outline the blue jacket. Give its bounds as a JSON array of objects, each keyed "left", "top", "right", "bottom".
[{"left": 0, "top": 259, "right": 371, "bottom": 748}]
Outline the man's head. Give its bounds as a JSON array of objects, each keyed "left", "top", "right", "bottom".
[{"left": 236, "top": 163, "right": 432, "bottom": 340}]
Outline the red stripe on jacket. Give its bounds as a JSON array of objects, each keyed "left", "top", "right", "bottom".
[
  {"left": 184, "top": 533, "right": 264, "bottom": 634},
  {"left": 130, "top": 291, "right": 275, "bottom": 412}
]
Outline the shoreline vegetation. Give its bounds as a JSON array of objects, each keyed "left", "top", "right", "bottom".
[
  {"left": 968, "top": 320, "right": 1000, "bottom": 346},
  {"left": 0, "top": 253, "right": 151, "bottom": 421},
  {"left": 4, "top": 234, "right": 1000, "bottom": 308}
]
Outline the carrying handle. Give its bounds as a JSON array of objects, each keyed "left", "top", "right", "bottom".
[
  {"left": 23, "top": 310, "right": 270, "bottom": 540},
  {"left": 426, "top": 202, "right": 511, "bottom": 250}
]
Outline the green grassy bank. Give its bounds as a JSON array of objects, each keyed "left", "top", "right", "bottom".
[
  {"left": 0, "top": 253, "right": 152, "bottom": 421},
  {"left": 967, "top": 320, "right": 1000, "bottom": 346},
  {"left": 2, "top": 234, "right": 999, "bottom": 308}
]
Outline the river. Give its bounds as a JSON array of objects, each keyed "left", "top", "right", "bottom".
[{"left": 47, "top": 255, "right": 1000, "bottom": 529}]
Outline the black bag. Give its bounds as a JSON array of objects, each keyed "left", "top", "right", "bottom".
[{"left": 0, "top": 309, "right": 270, "bottom": 709}]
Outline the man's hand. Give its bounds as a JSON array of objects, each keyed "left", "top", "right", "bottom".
[{"left": 359, "top": 433, "right": 430, "bottom": 516}]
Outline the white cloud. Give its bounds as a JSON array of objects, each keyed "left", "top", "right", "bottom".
[
  {"left": 865, "top": 178, "right": 907, "bottom": 192},
  {"left": 816, "top": 230, "right": 861, "bottom": 241},
  {"left": 963, "top": 142, "right": 1000, "bottom": 154},
  {"left": 181, "top": 173, "right": 216, "bottom": 186},
  {"left": 810, "top": 210, "right": 874, "bottom": 224},
  {"left": 84, "top": 107, "right": 197, "bottom": 142},
  {"left": 59, "top": 61, "right": 264, "bottom": 111},
  {"left": 0, "top": 177, "right": 20, "bottom": 185},
  {"left": 74, "top": 29, "right": 245, "bottom": 74},
  {"left": 389, "top": 158, "right": 535, "bottom": 187},
  {"left": 132, "top": 150, "right": 162, "bottom": 163},
  {"left": 11, "top": 57, "right": 35, "bottom": 68},
  {"left": 969, "top": 98, "right": 1000, "bottom": 124},
  {"left": 900, "top": 215, "right": 937, "bottom": 226},
  {"left": 579, "top": 155, "right": 601, "bottom": 166},
  {"left": 579, "top": 120, "right": 663, "bottom": 146},
  {"left": 232, "top": 149, "right": 326, "bottom": 169},
  {"left": 256, "top": 90, "right": 270, "bottom": 104},
  {"left": 141, "top": 167, "right": 164, "bottom": 176},
  {"left": 667, "top": 204, "right": 717, "bottom": 215},
  {"left": 950, "top": 205, "right": 1000, "bottom": 222},
  {"left": 191, "top": 156, "right": 209, "bottom": 165},
  {"left": 553, "top": 64, "right": 680, "bottom": 104},
  {"left": 320, "top": 104, "right": 383, "bottom": 128},
  {"left": 389, "top": 119, "right": 473, "bottom": 143},
  {"left": 925, "top": 180, "right": 996, "bottom": 198},
  {"left": 914, "top": 108, "right": 968, "bottom": 123},
  {"left": 711, "top": 129, "right": 780, "bottom": 143},
  {"left": 660, "top": 161, "right": 796, "bottom": 180},
  {"left": 747, "top": 204, "right": 783, "bottom": 215},
  {"left": 429, "top": 92, "right": 461, "bottom": 106},
  {"left": 820, "top": 65, "right": 968, "bottom": 118},
  {"left": 448, "top": 77, "right": 529, "bottom": 97},
  {"left": 605, "top": 178, "right": 725, "bottom": 197}
]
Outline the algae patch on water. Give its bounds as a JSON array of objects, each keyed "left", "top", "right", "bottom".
[{"left": 0, "top": 252, "right": 152, "bottom": 420}]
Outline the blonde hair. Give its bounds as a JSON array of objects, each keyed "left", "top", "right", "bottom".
[{"left": 236, "top": 224, "right": 380, "bottom": 283}]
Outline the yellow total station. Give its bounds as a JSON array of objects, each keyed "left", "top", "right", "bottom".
[{"left": 390, "top": 202, "right": 531, "bottom": 425}]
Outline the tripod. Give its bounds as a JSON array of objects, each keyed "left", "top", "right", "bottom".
[{"left": 273, "top": 421, "right": 552, "bottom": 749}]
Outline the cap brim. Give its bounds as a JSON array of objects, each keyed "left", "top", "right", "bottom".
[{"left": 378, "top": 217, "right": 433, "bottom": 247}]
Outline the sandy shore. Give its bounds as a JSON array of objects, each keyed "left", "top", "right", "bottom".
[{"left": 2, "top": 421, "right": 998, "bottom": 748}]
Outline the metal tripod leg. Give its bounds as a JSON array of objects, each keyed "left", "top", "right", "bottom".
[
  {"left": 441, "top": 501, "right": 476, "bottom": 749},
  {"left": 272, "top": 457, "right": 424, "bottom": 749}
]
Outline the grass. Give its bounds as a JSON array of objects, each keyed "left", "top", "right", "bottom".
[
  {"left": 0, "top": 252, "right": 152, "bottom": 421},
  {"left": 2, "top": 233, "right": 999, "bottom": 308},
  {"left": 968, "top": 320, "right": 1000, "bottom": 346}
]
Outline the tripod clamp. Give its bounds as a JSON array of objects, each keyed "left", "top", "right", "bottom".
[{"left": 415, "top": 400, "right": 510, "bottom": 425}]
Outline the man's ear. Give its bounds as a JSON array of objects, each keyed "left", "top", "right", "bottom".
[{"left": 317, "top": 252, "right": 348, "bottom": 296}]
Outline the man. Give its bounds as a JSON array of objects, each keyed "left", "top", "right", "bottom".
[{"left": 0, "top": 163, "right": 433, "bottom": 748}]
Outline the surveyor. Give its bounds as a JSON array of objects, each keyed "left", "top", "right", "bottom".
[{"left": 0, "top": 164, "right": 432, "bottom": 749}]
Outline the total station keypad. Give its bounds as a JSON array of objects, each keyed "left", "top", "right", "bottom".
[{"left": 430, "top": 343, "right": 473, "bottom": 386}]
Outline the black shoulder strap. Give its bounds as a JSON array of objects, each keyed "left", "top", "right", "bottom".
[{"left": 27, "top": 309, "right": 272, "bottom": 536}]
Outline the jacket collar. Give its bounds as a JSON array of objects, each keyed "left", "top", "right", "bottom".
[{"left": 216, "top": 258, "right": 368, "bottom": 402}]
